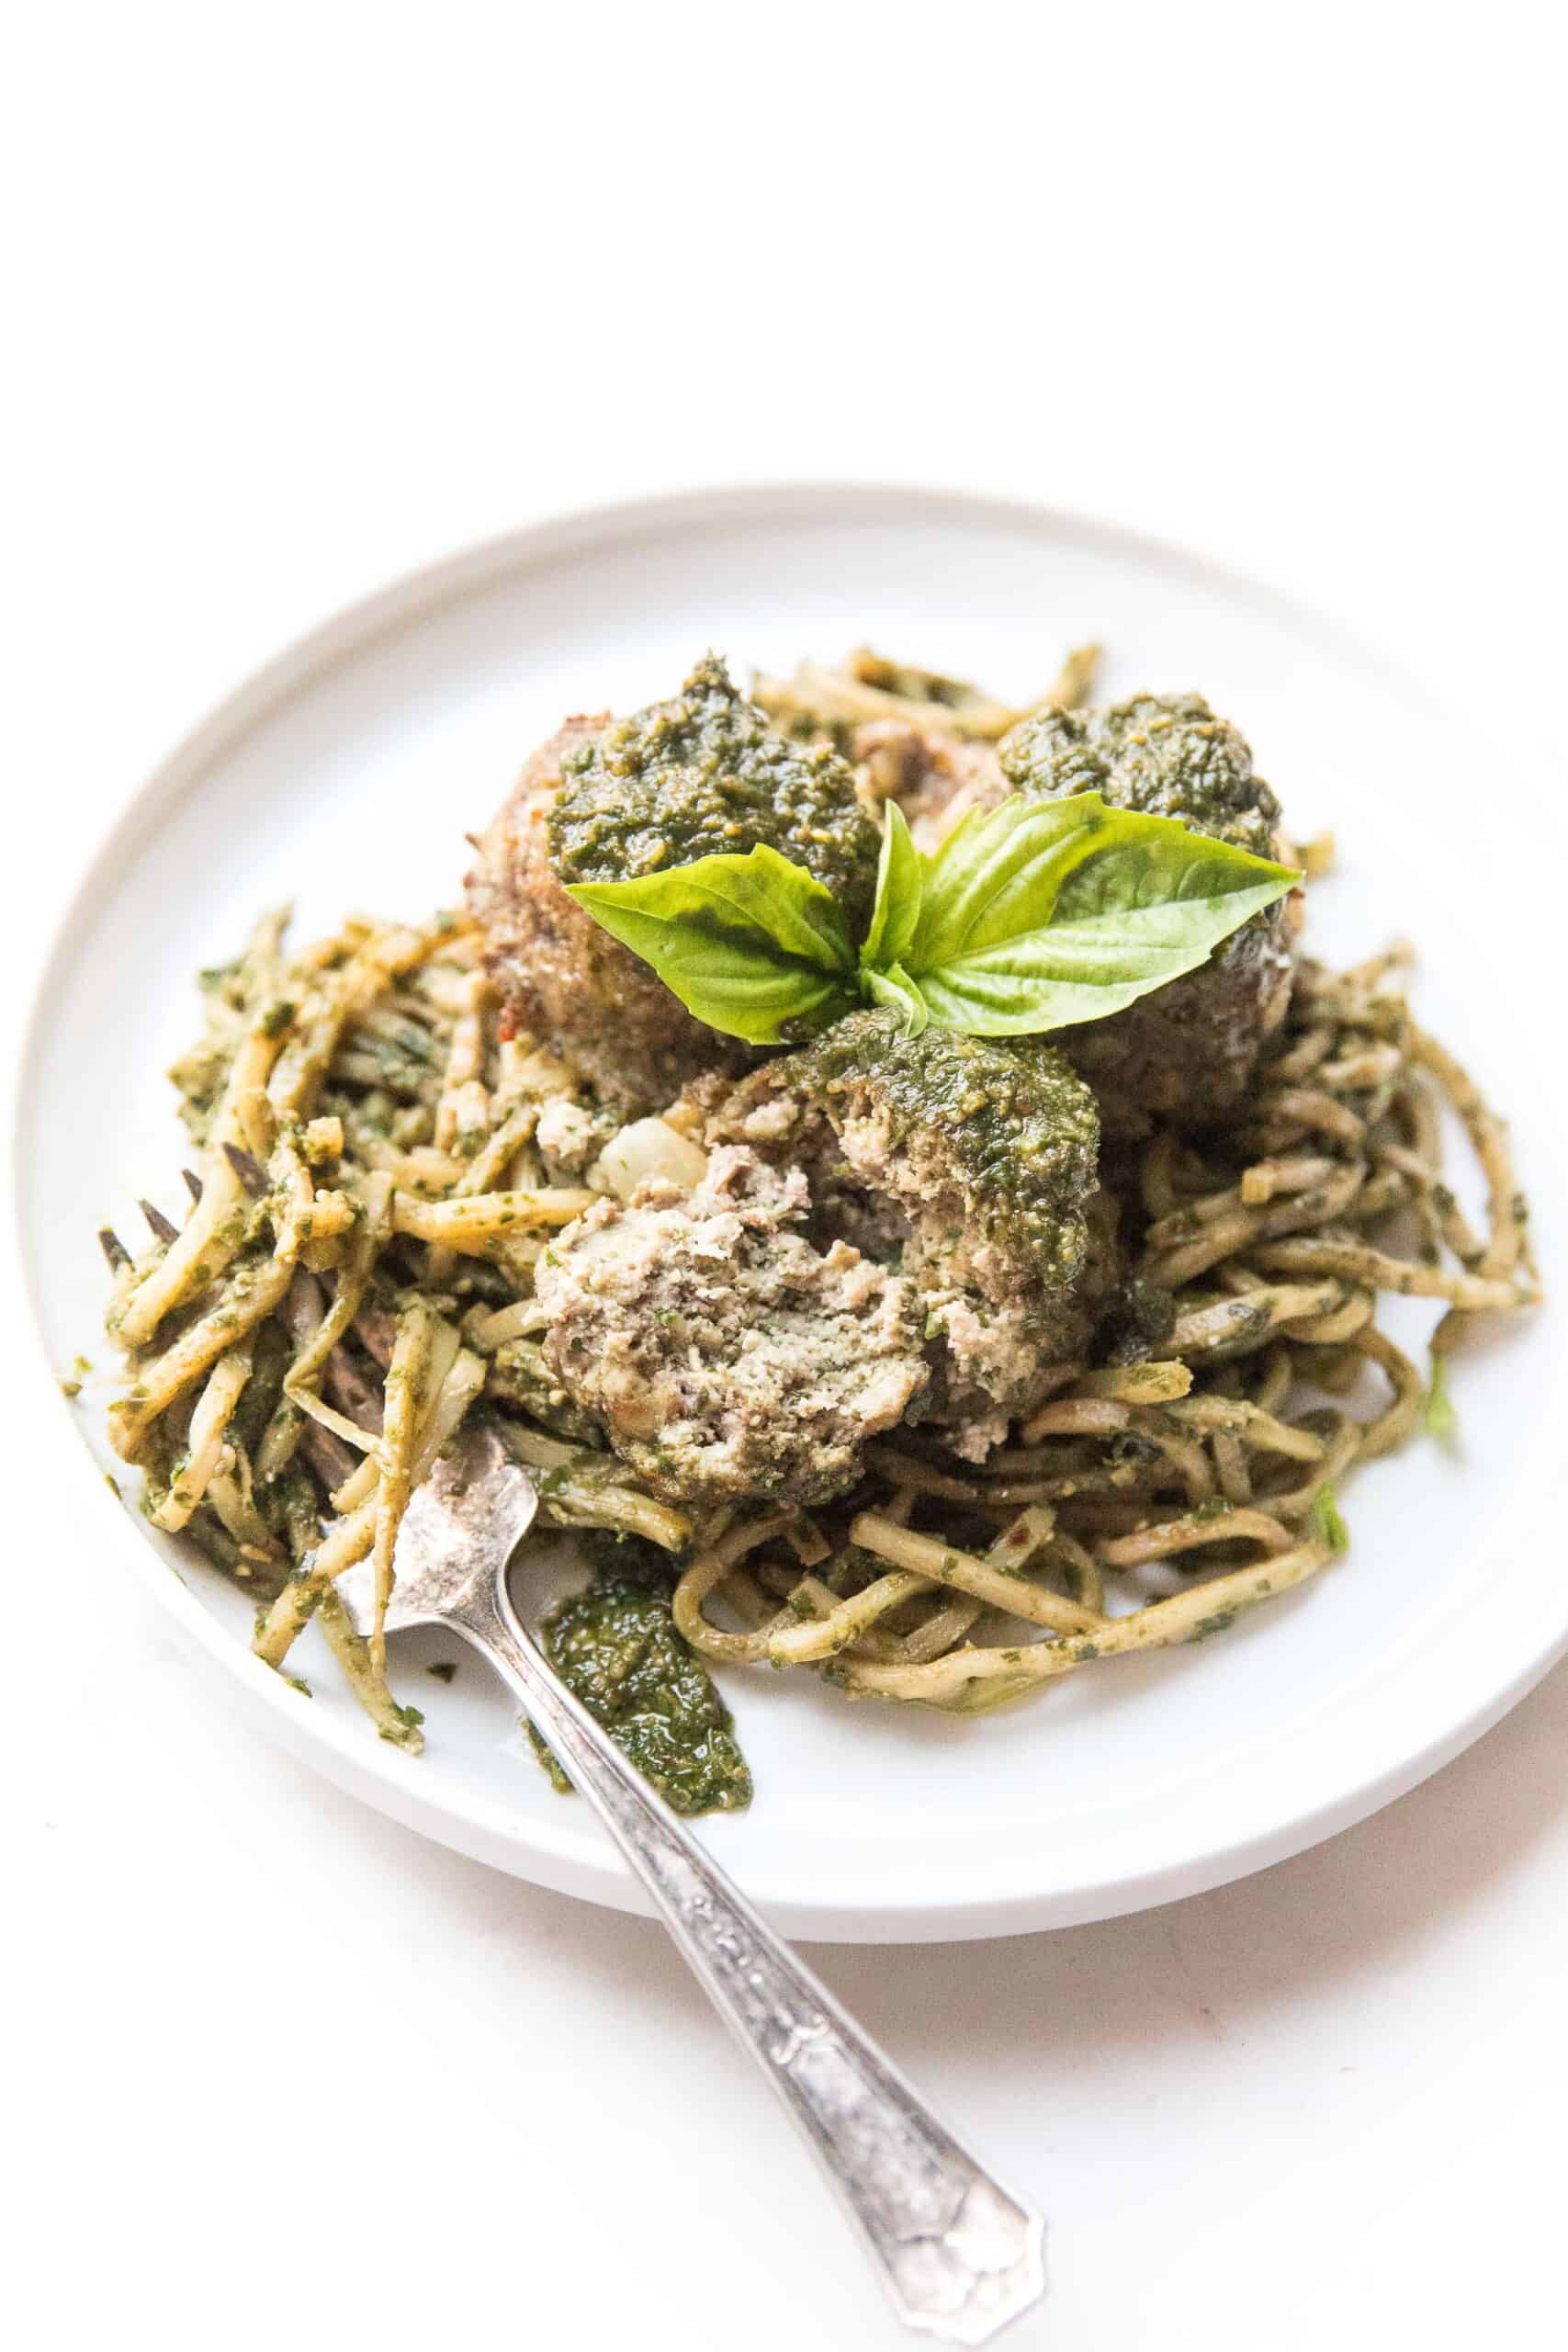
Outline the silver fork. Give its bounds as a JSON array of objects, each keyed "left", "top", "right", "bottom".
[{"left": 336, "top": 1420, "right": 1046, "bottom": 2345}]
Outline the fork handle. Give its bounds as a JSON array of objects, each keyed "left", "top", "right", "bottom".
[{"left": 454, "top": 1579, "right": 1045, "bottom": 2346}]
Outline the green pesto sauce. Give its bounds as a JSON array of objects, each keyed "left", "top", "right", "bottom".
[
  {"left": 1092, "top": 1276, "right": 1178, "bottom": 1366},
  {"left": 998, "top": 692, "right": 1280, "bottom": 856},
  {"left": 483, "top": 1337, "right": 605, "bottom": 1446},
  {"left": 531, "top": 1559, "right": 752, "bottom": 1816},
  {"left": 546, "top": 654, "right": 881, "bottom": 929},
  {"left": 778, "top": 1009, "right": 1099, "bottom": 1276}
]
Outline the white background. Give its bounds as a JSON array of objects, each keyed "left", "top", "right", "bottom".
[{"left": 6, "top": 8, "right": 1566, "bottom": 2349}]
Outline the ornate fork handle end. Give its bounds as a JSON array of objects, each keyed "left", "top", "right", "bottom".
[
  {"left": 681, "top": 1909, "right": 1048, "bottom": 2345},
  {"left": 459, "top": 1580, "right": 1047, "bottom": 2346}
]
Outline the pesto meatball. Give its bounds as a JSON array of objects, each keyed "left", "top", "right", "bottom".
[
  {"left": 705, "top": 1012, "right": 1108, "bottom": 1457},
  {"left": 998, "top": 694, "right": 1298, "bottom": 1127},
  {"left": 465, "top": 713, "right": 726, "bottom": 1112},
  {"left": 549, "top": 653, "right": 881, "bottom": 927},
  {"left": 467, "top": 659, "right": 880, "bottom": 1113},
  {"left": 535, "top": 1146, "right": 930, "bottom": 1510}
]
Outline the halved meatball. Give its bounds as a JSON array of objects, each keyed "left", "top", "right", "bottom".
[
  {"left": 535, "top": 1145, "right": 929, "bottom": 1510},
  {"left": 704, "top": 1012, "right": 1110, "bottom": 1458},
  {"left": 998, "top": 694, "right": 1299, "bottom": 1128}
]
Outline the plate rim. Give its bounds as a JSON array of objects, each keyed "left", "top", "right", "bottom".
[{"left": 10, "top": 477, "right": 1562, "bottom": 1943}]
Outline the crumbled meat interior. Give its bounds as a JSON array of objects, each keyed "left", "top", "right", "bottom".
[{"left": 535, "top": 1146, "right": 930, "bottom": 1509}]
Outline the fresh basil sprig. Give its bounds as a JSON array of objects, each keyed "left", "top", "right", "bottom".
[
  {"left": 563, "top": 792, "right": 1299, "bottom": 1046},
  {"left": 902, "top": 793, "right": 1298, "bottom": 1036},
  {"left": 564, "top": 842, "right": 858, "bottom": 1044}
]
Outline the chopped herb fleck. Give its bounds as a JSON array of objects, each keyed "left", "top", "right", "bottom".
[
  {"left": 1424, "top": 1351, "right": 1461, "bottom": 1451},
  {"left": 1311, "top": 1484, "right": 1350, "bottom": 1554},
  {"left": 1189, "top": 1610, "right": 1238, "bottom": 1643}
]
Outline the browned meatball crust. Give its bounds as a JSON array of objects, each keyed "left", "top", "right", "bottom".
[
  {"left": 465, "top": 715, "right": 744, "bottom": 1113},
  {"left": 467, "top": 660, "right": 883, "bottom": 1115}
]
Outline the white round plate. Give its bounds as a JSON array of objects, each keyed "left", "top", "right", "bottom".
[{"left": 13, "top": 485, "right": 1562, "bottom": 1941}]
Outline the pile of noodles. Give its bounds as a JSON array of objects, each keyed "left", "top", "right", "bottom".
[{"left": 98, "top": 905, "right": 1535, "bottom": 1735}]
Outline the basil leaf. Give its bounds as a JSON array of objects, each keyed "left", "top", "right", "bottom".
[
  {"left": 909, "top": 792, "right": 1298, "bottom": 1036},
  {"left": 565, "top": 844, "right": 856, "bottom": 1045},
  {"left": 911, "top": 794, "right": 1110, "bottom": 972},
  {"left": 863, "top": 961, "right": 930, "bottom": 1037},
  {"left": 861, "top": 801, "right": 923, "bottom": 973}
]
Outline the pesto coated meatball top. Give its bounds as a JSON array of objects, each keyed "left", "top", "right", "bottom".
[
  {"left": 705, "top": 1012, "right": 1108, "bottom": 1453},
  {"left": 547, "top": 654, "right": 882, "bottom": 928},
  {"left": 999, "top": 692, "right": 1280, "bottom": 857},
  {"left": 772, "top": 1011, "right": 1101, "bottom": 1304}
]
